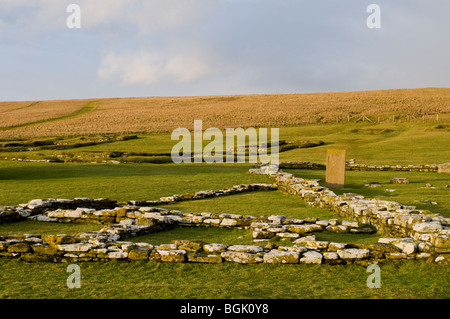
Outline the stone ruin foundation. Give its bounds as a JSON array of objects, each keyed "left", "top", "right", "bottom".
[{"left": 0, "top": 173, "right": 448, "bottom": 265}]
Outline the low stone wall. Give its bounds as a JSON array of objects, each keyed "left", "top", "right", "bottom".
[
  {"left": 1, "top": 175, "right": 448, "bottom": 265},
  {"left": 252, "top": 168, "right": 449, "bottom": 255},
  {"left": 0, "top": 183, "right": 277, "bottom": 225},
  {"left": 0, "top": 203, "right": 446, "bottom": 265},
  {"left": 0, "top": 225, "right": 437, "bottom": 265},
  {"left": 0, "top": 198, "right": 119, "bottom": 224},
  {"left": 273, "top": 162, "right": 439, "bottom": 172}
]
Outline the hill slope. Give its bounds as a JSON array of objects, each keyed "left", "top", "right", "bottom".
[{"left": 0, "top": 88, "right": 449, "bottom": 138}]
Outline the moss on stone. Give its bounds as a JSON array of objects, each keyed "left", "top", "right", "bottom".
[
  {"left": 128, "top": 248, "right": 150, "bottom": 260},
  {"left": 19, "top": 253, "right": 54, "bottom": 262},
  {"left": 32, "top": 244, "right": 59, "bottom": 256},
  {"left": 173, "top": 240, "right": 203, "bottom": 252},
  {"left": 7, "top": 242, "right": 32, "bottom": 253},
  {"left": 44, "top": 235, "right": 77, "bottom": 245}
]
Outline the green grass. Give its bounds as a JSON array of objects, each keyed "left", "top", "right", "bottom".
[
  {"left": 0, "top": 121, "right": 448, "bottom": 299},
  {"left": 128, "top": 226, "right": 254, "bottom": 246},
  {"left": 0, "top": 161, "right": 269, "bottom": 206},
  {"left": 2, "top": 121, "right": 449, "bottom": 166},
  {"left": 163, "top": 191, "right": 335, "bottom": 220},
  {"left": 127, "top": 226, "right": 381, "bottom": 247},
  {"left": 278, "top": 122, "right": 450, "bottom": 165},
  {"left": 74, "top": 133, "right": 173, "bottom": 153},
  {"left": 0, "top": 220, "right": 102, "bottom": 236},
  {"left": 0, "top": 259, "right": 447, "bottom": 299}
]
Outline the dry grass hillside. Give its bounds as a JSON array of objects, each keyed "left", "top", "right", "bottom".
[{"left": 0, "top": 88, "right": 449, "bottom": 138}]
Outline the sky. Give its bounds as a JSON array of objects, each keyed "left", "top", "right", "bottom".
[{"left": 0, "top": 0, "right": 449, "bottom": 101}]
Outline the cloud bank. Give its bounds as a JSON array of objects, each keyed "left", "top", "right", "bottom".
[{"left": 0, "top": 0, "right": 449, "bottom": 101}]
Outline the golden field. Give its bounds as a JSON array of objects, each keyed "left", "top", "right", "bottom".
[
  {"left": 0, "top": 99, "right": 90, "bottom": 130},
  {"left": 0, "top": 88, "right": 449, "bottom": 138}
]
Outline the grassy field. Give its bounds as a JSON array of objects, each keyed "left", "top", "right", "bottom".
[
  {"left": 0, "top": 160, "right": 448, "bottom": 299},
  {"left": 0, "top": 88, "right": 448, "bottom": 138},
  {"left": 0, "top": 99, "right": 91, "bottom": 130},
  {"left": 1, "top": 121, "right": 449, "bottom": 166},
  {"left": 0, "top": 89, "right": 449, "bottom": 300},
  {"left": 0, "top": 259, "right": 448, "bottom": 299}
]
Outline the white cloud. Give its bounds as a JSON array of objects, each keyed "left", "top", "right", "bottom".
[
  {"left": 0, "top": 0, "right": 216, "bottom": 35},
  {"left": 125, "top": 0, "right": 216, "bottom": 34},
  {"left": 0, "top": 0, "right": 66, "bottom": 33},
  {"left": 165, "top": 55, "right": 213, "bottom": 83},
  {"left": 97, "top": 50, "right": 214, "bottom": 86}
]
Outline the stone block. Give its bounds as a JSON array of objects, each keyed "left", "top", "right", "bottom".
[
  {"left": 326, "top": 225, "right": 348, "bottom": 233},
  {"left": 7, "top": 242, "right": 32, "bottom": 253},
  {"left": 277, "top": 232, "right": 300, "bottom": 238},
  {"left": 135, "top": 217, "right": 157, "bottom": 226},
  {"left": 252, "top": 230, "right": 275, "bottom": 239},
  {"left": 157, "top": 244, "right": 177, "bottom": 250},
  {"left": 337, "top": 248, "right": 370, "bottom": 259},
  {"left": 293, "top": 239, "right": 328, "bottom": 249},
  {"left": 316, "top": 220, "right": 329, "bottom": 226},
  {"left": 328, "top": 242, "right": 347, "bottom": 251},
  {"left": 287, "top": 224, "right": 322, "bottom": 234},
  {"left": 263, "top": 250, "right": 300, "bottom": 264},
  {"left": 44, "top": 235, "right": 77, "bottom": 245},
  {"left": 57, "top": 243, "right": 93, "bottom": 252},
  {"left": 128, "top": 247, "right": 151, "bottom": 260},
  {"left": 172, "top": 240, "right": 203, "bottom": 252},
  {"left": 203, "top": 243, "right": 228, "bottom": 254},
  {"left": 221, "top": 252, "right": 263, "bottom": 264},
  {"left": 342, "top": 220, "right": 359, "bottom": 228},
  {"left": 0, "top": 241, "right": 7, "bottom": 251},
  {"left": 390, "top": 177, "right": 409, "bottom": 184},
  {"left": 323, "top": 252, "right": 339, "bottom": 260},
  {"left": 412, "top": 222, "right": 442, "bottom": 233},
  {"left": 203, "top": 218, "right": 221, "bottom": 226},
  {"left": 107, "top": 251, "right": 128, "bottom": 259},
  {"left": 152, "top": 249, "right": 186, "bottom": 263},
  {"left": 32, "top": 244, "right": 59, "bottom": 256},
  {"left": 220, "top": 218, "right": 238, "bottom": 227},
  {"left": 268, "top": 215, "right": 286, "bottom": 224},
  {"left": 325, "top": 149, "right": 346, "bottom": 188},
  {"left": 392, "top": 241, "right": 417, "bottom": 255},
  {"left": 227, "top": 245, "right": 264, "bottom": 253},
  {"left": 438, "top": 163, "right": 450, "bottom": 173},
  {"left": 300, "top": 251, "right": 323, "bottom": 264}
]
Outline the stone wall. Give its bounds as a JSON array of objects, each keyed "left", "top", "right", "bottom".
[
  {"left": 271, "top": 162, "right": 439, "bottom": 172},
  {"left": 0, "top": 183, "right": 277, "bottom": 225},
  {"left": 252, "top": 168, "right": 449, "bottom": 257},
  {"left": 0, "top": 175, "right": 448, "bottom": 265},
  {"left": 0, "top": 199, "right": 447, "bottom": 265}
]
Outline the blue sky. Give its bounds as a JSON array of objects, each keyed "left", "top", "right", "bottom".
[{"left": 0, "top": 0, "right": 449, "bottom": 101}]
